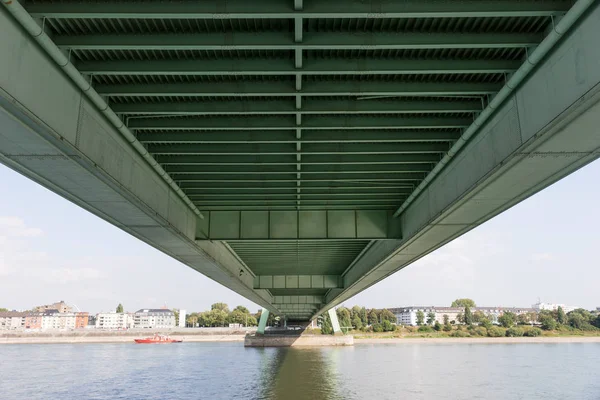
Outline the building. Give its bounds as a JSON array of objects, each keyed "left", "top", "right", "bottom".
[
  {"left": 178, "top": 310, "right": 186, "bottom": 328},
  {"left": 533, "top": 302, "right": 578, "bottom": 314},
  {"left": 390, "top": 306, "right": 536, "bottom": 326},
  {"left": 134, "top": 309, "right": 176, "bottom": 329},
  {"left": 35, "top": 301, "right": 72, "bottom": 313},
  {"left": 41, "top": 311, "right": 77, "bottom": 330},
  {"left": 96, "top": 312, "right": 131, "bottom": 330},
  {"left": 24, "top": 313, "right": 43, "bottom": 329},
  {"left": 0, "top": 312, "right": 26, "bottom": 330},
  {"left": 75, "top": 312, "right": 89, "bottom": 329}
]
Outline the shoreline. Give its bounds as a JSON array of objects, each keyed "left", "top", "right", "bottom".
[
  {"left": 2, "top": 333, "right": 600, "bottom": 345},
  {"left": 354, "top": 336, "right": 600, "bottom": 344}
]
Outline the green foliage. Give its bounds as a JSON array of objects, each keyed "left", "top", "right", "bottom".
[
  {"left": 372, "top": 323, "right": 384, "bottom": 333},
  {"left": 523, "top": 328, "right": 542, "bottom": 337},
  {"left": 234, "top": 305, "right": 250, "bottom": 314},
  {"left": 456, "top": 313, "right": 464, "bottom": 324},
  {"left": 505, "top": 327, "right": 524, "bottom": 337},
  {"left": 426, "top": 312, "right": 436, "bottom": 325},
  {"left": 443, "top": 314, "right": 449, "bottom": 325},
  {"left": 380, "top": 309, "right": 396, "bottom": 323},
  {"left": 352, "top": 315, "right": 363, "bottom": 331},
  {"left": 418, "top": 325, "right": 433, "bottom": 333},
  {"left": 227, "top": 309, "right": 248, "bottom": 325},
  {"left": 382, "top": 320, "right": 395, "bottom": 332},
  {"left": 568, "top": 313, "right": 586, "bottom": 329},
  {"left": 557, "top": 307, "right": 567, "bottom": 325},
  {"left": 416, "top": 310, "right": 425, "bottom": 326},
  {"left": 450, "top": 330, "right": 470, "bottom": 337},
  {"left": 173, "top": 309, "right": 180, "bottom": 326},
  {"left": 433, "top": 321, "right": 442, "bottom": 331},
  {"left": 479, "top": 317, "right": 492, "bottom": 330},
  {"left": 116, "top": 304, "right": 124, "bottom": 313},
  {"left": 368, "top": 309, "right": 379, "bottom": 326},
  {"left": 337, "top": 307, "right": 352, "bottom": 331},
  {"left": 472, "top": 311, "right": 486, "bottom": 324},
  {"left": 487, "top": 327, "right": 504, "bottom": 337},
  {"left": 443, "top": 323, "right": 452, "bottom": 332},
  {"left": 360, "top": 307, "right": 368, "bottom": 326},
  {"left": 498, "top": 312, "right": 516, "bottom": 328},
  {"left": 471, "top": 326, "right": 488, "bottom": 337},
  {"left": 211, "top": 303, "right": 230, "bottom": 313},
  {"left": 451, "top": 298, "right": 476, "bottom": 308},
  {"left": 320, "top": 312, "right": 333, "bottom": 335},
  {"left": 540, "top": 315, "right": 557, "bottom": 330},
  {"left": 464, "top": 305, "right": 473, "bottom": 326}
]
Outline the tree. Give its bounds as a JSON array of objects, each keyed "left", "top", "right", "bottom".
[
  {"left": 116, "top": 304, "right": 124, "bottom": 313},
  {"left": 464, "top": 305, "right": 473, "bottom": 326},
  {"left": 498, "top": 312, "right": 516, "bottom": 328},
  {"left": 368, "top": 309, "right": 379, "bottom": 326},
  {"left": 173, "top": 309, "right": 180, "bottom": 326},
  {"left": 234, "top": 305, "right": 250, "bottom": 314},
  {"left": 382, "top": 320, "right": 394, "bottom": 332},
  {"left": 479, "top": 317, "right": 492, "bottom": 330},
  {"left": 0, "top": 308, "right": 8, "bottom": 312},
  {"left": 186, "top": 313, "right": 199, "bottom": 327},
  {"left": 426, "top": 312, "right": 436, "bottom": 325},
  {"left": 360, "top": 307, "right": 368, "bottom": 326},
  {"left": 451, "top": 298, "right": 476, "bottom": 308},
  {"left": 473, "top": 311, "right": 485, "bottom": 324},
  {"left": 540, "top": 315, "right": 557, "bottom": 330},
  {"left": 211, "top": 303, "right": 230, "bottom": 313},
  {"left": 336, "top": 307, "right": 352, "bottom": 331},
  {"left": 433, "top": 321, "right": 442, "bottom": 331},
  {"left": 517, "top": 313, "right": 530, "bottom": 325},
  {"left": 351, "top": 305, "right": 362, "bottom": 321},
  {"left": 320, "top": 312, "right": 333, "bottom": 335},
  {"left": 443, "top": 314, "right": 449, "bottom": 325},
  {"left": 352, "top": 315, "right": 363, "bottom": 331},
  {"left": 557, "top": 306, "right": 567, "bottom": 325},
  {"left": 456, "top": 313, "right": 465, "bottom": 324},
  {"left": 416, "top": 310, "right": 425, "bottom": 326},
  {"left": 380, "top": 309, "right": 396, "bottom": 323},
  {"left": 568, "top": 313, "right": 586, "bottom": 329}
]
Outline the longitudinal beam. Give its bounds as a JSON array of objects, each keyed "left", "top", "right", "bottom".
[
  {"left": 77, "top": 58, "right": 521, "bottom": 76},
  {"left": 137, "top": 130, "right": 461, "bottom": 143},
  {"left": 147, "top": 142, "right": 449, "bottom": 154},
  {"left": 171, "top": 172, "right": 424, "bottom": 181},
  {"left": 97, "top": 81, "right": 501, "bottom": 97},
  {"left": 113, "top": 98, "right": 483, "bottom": 115},
  {"left": 195, "top": 209, "right": 402, "bottom": 240},
  {"left": 154, "top": 154, "right": 441, "bottom": 165},
  {"left": 54, "top": 32, "right": 543, "bottom": 51},
  {"left": 25, "top": 0, "right": 572, "bottom": 19},
  {"left": 129, "top": 117, "right": 472, "bottom": 131}
]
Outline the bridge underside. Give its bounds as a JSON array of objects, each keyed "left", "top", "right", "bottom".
[{"left": 1, "top": 1, "right": 599, "bottom": 321}]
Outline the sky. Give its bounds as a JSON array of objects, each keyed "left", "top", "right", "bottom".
[{"left": 0, "top": 160, "right": 599, "bottom": 314}]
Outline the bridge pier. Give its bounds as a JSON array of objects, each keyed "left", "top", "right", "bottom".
[
  {"left": 328, "top": 308, "right": 342, "bottom": 335},
  {"left": 256, "top": 308, "right": 270, "bottom": 335}
]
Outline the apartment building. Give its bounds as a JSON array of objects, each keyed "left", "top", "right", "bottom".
[
  {"left": 96, "top": 312, "right": 132, "bottom": 330},
  {"left": 391, "top": 306, "right": 536, "bottom": 326},
  {"left": 134, "top": 309, "right": 176, "bottom": 329},
  {"left": 0, "top": 312, "right": 26, "bottom": 330}
]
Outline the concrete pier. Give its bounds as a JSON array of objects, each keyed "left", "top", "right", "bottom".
[{"left": 244, "top": 334, "right": 353, "bottom": 347}]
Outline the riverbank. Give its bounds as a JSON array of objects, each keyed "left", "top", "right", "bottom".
[
  {"left": 0, "top": 328, "right": 253, "bottom": 344},
  {"left": 355, "top": 336, "right": 600, "bottom": 344}
]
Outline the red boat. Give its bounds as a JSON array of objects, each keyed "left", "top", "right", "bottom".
[{"left": 134, "top": 334, "right": 182, "bottom": 344}]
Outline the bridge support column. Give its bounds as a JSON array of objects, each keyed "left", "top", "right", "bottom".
[
  {"left": 328, "top": 308, "right": 342, "bottom": 335},
  {"left": 257, "top": 308, "right": 270, "bottom": 335}
]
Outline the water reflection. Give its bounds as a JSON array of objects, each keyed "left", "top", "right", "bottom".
[{"left": 254, "top": 347, "right": 340, "bottom": 400}]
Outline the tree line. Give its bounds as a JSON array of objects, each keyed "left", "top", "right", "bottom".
[
  {"left": 319, "top": 306, "right": 398, "bottom": 334},
  {"left": 185, "top": 303, "right": 260, "bottom": 327}
]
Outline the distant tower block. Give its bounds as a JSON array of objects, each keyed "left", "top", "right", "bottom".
[{"left": 179, "top": 310, "right": 186, "bottom": 328}]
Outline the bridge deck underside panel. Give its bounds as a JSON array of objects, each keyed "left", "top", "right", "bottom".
[{"left": 2, "top": 0, "right": 589, "bottom": 320}]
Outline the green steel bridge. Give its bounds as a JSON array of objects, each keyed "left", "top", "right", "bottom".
[{"left": 1, "top": 1, "right": 599, "bottom": 328}]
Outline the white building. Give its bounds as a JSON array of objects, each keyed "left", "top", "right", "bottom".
[
  {"left": 0, "top": 312, "right": 26, "bottom": 330},
  {"left": 391, "top": 306, "right": 536, "bottom": 326},
  {"left": 533, "top": 302, "right": 578, "bottom": 313},
  {"left": 96, "top": 312, "right": 131, "bottom": 330},
  {"left": 41, "top": 312, "right": 77, "bottom": 330},
  {"left": 134, "top": 309, "right": 176, "bottom": 329},
  {"left": 178, "top": 310, "right": 186, "bottom": 328}
]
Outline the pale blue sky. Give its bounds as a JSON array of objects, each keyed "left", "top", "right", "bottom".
[{"left": 0, "top": 160, "right": 598, "bottom": 313}]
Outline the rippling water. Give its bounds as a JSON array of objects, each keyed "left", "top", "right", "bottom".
[{"left": 0, "top": 342, "right": 598, "bottom": 399}]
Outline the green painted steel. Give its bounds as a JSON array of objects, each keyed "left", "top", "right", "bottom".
[
  {"left": 254, "top": 275, "right": 343, "bottom": 290},
  {"left": 257, "top": 308, "right": 270, "bottom": 334},
  {"left": 2, "top": 0, "right": 587, "bottom": 321}
]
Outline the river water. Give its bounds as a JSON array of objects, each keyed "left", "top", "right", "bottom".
[{"left": 0, "top": 342, "right": 598, "bottom": 399}]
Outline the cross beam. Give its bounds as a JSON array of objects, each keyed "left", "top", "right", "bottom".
[
  {"left": 254, "top": 275, "right": 343, "bottom": 290},
  {"left": 195, "top": 210, "right": 402, "bottom": 240}
]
